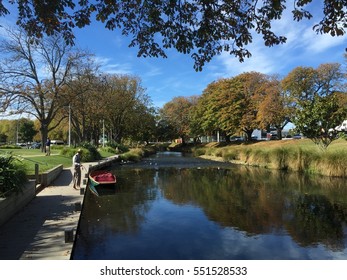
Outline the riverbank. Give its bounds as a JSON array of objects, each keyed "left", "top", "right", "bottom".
[{"left": 182, "top": 139, "right": 347, "bottom": 178}]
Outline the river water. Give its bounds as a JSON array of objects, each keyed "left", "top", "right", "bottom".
[{"left": 71, "top": 152, "right": 347, "bottom": 259}]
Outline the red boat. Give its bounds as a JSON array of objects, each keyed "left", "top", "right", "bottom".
[{"left": 88, "top": 170, "right": 116, "bottom": 196}]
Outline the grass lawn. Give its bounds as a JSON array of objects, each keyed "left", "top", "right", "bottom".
[{"left": 0, "top": 147, "right": 116, "bottom": 175}]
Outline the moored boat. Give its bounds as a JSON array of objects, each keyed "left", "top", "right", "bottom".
[{"left": 88, "top": 170, "right": 117, "bottom": 196}]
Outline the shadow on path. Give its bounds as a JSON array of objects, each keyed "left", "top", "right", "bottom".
[{"left": 0, "top": 168, "right": 80, "bottom": 260}]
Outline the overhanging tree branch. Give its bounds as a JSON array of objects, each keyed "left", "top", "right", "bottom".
[{"left": 0, "top": 1, "right": 344, "bottom": 70}]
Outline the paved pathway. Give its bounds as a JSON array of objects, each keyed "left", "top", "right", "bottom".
[{"left": 0, "top": 167, "right": 86, "bottom": 260}]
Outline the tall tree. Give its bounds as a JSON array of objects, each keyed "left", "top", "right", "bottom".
[
  {"left": 0, "top": 28, "right": 88, "bottom": 150},
  {"left": 0, "top": 1, "right": 345, "bottom": 70},
  {"left": 126, "top": 104, "right": 157, "bottom": 144},
  {"left": 160, "top": 96, "right": 195, "bottom": 143},
  {"left": 18, "top": 119, "right": 37, "bottom": 143},
  {"left": 192, "top": 81, "right": 225, "bottom": 138},
  {"left": 282, "top": 63, "right": 346, "bottom": 149},
  {"left": 211, "top": 72, "right": 268, "bottom": 141},
  {"left": 194, "top": 72, "right": 269, "bottom": 142},
  {"left": 256, "top": 77, "right": 292, "bottom": 139},
  {"left": 155, "top": 118, "right": 176, "bottom": 142},
  {"left": 64, "top": 60, "right": 101, "bottom": 144},
  {"left": 100, "top": 74, "right": 149, "bottom": 143}
]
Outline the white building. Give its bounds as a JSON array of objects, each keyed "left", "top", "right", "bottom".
[{"left": 335, "top": 120, "right": 347, "bottom": 132}]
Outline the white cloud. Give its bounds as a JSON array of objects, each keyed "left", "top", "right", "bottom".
[
  {"left": 102, "top": 63, "right": 133, "bottom": 74},
  {"left": 217, "top": 39, "right": 285, "bottom": 77},
  {"left": 93, "top": 56, "right": 133, "bottom": 74},
  {"left": 214, "top": 5, "right": 347, "bottom": 79},
  {"left": 139, "top": 62, "right": 163, "bottom": 78},
  {"left": 303, "top": 31, "right": 347, "bottom": 54}
]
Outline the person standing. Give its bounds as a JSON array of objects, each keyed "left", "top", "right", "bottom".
[
  {"left": 45, "top": 137, "right": 51, "bottom": 156},
  {"left": 72, "top": 149, "right": 83, "bottom": 189}
]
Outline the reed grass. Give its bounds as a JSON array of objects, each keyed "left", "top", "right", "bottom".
[
  {"left": 195, "top": 139, "right": 347, "bottom": 178},
  {"left": 316, "top": 151, "right": 347, "bottom": 177}
]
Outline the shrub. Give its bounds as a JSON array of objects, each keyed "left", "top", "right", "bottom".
[
  {"left": 60, "top": 144, "right": 102, "bottom": 162},
  {"left": 214, "top": 149, "right": 223, "bottom": 157},
  {"left": 141, "top": 145, "right": 157, "bottom": 157},
  {"left": 107, "top": 141, "right": 129, "bottom": 153},
  {"left": 337, "top": 132, "right": 347, "bottom": 140},
  {"left": 0, "top": 145, "right": 21, "bottom": 149},
  {"left": 0, "top": 155, "right": 27, "bottom": 197},
  {"left": 205, "top": 147, "right": 216, "bottom": 156},
  {"left": 80, "top": 142, "right": 102, "bottom": 161},
  {"left": 99, "top": 146, "right": 118, "bottom": 154}
]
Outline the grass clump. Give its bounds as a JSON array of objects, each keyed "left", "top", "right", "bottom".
[
  {"left": 221, "top": 148, "right": 238, "bottom": 161},
  {"left": 192, "top": 139, "right": 347, "bottom": 177},
  {"left": 316, "top": 151, "right": 347, "bottom": 177},
  {"left": 119, "top": 148, "right": 144, "bottom": 162}
]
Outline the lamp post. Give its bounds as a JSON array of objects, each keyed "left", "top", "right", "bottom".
[
  {"left": 68, "top": 104, "right": 71, "bottom": 147},
  {"left": 102, "top": 119, "right": 105, "bottom": 148}
]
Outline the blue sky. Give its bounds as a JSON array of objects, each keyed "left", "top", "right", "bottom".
[
  {"left": 1, "top": 1, "right": 347, "bottom": 110},
  {"left": 72, "top": 4, "right": 347, "bottom": 109}
]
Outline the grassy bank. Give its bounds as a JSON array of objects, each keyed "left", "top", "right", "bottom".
[
  {"left": 192, "top": 139, "right": 347, "bottom": 178},
  {"left": 4, "top": 140, "right": 346, "bottom": 178},
  {"left": 0, "top": 147, "right": 115, "bottom": 175},
  {"left": 1, "top": 144, "right": 161, "bottom": 175},
  {"left": 118, "top": 145, "right": 158, "bottom": 162}
]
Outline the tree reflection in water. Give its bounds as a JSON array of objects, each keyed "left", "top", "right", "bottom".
[
  {"left": 159, "top": 167, "right": 347, "bottom": 251},
  {"left": 72, "top": 155, "right": 347, "bottom": 259}
]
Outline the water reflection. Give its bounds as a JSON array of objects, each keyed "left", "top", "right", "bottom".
[{"left": 72, "top": 153, "right": 347, "bottom": 260}]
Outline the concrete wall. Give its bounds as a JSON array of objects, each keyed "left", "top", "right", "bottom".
[
  {"left": 0, "top": 180, "right": 36, "bottom": 227},
  {"left": 40, "top": 164, "right": 63, "bottom": 187},
  {"left": 0, "top": 164, "right": 64, "bottom": 227},
  {"left": 88, "top": 156, "right": 119, "bottom": 172}
]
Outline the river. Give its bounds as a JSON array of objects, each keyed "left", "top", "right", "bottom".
[{"left": 71, "top": 152, "right": 347, "bottom": 259}]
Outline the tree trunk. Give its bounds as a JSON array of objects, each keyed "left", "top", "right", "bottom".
[
  {"left": 40, "top": 123, "right": 49, "bottom": 153},
  {"left": 243, "top": 129, "right": 253, "bottom": 142}
]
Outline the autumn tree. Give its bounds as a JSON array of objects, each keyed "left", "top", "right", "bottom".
[
  {"left": 0, "top": 119, "right": 15, "bottom": 144},
  {"left": 55, "top": 63, "right": 154, "bottom": 145},
  {"left": 282, "top": 63, "right": 346, "bottom": 149},
  {"left": 212, "top": 73, "right": 268, "bottom": 141},
  {"left": 0, "top": 1, "right": 345, "bottom": 70},
  {"left": 235, "top": 72, "right": 269, "bottom": 141},
  {"left": 191, "top": 72, "right": 269, "bottom": 142},
  {"left": 190, "top": 81, "right": 226, "bottom": 139},
  {"left": 160, "top": 96, "right": 196, "bottom": 143},
  {"left": 256, "top": 77, "right": 292, "bottom": 139},
  {"left": 0, "top": 27, "right": 88, "bottom": 150},
  {"left": 99, "top": 74, "right": 151, "bottom": 144},
  {"left": 126, "top": 104, "right": 157, "bottom": 144}
]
